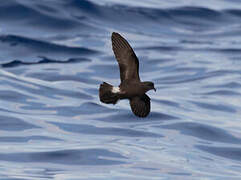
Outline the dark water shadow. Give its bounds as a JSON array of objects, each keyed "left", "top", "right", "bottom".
[
  {"left": 0, "top": 89, "right": 46, "bottom": 110},
  {"left": 160, "top": 122, "right": 241, "bottom": 144},
  {"left": 1, "top": 57, "right": 91, "bottom": 68},
  {"left": 0, "top": 136, "right": 62, "bottom": 143},
  {"left": 0, "top": 2, "right": 82, "bottom": 29},
  {"left": 200, "top": 90, "right": 241, "bottom": 96},
  {"left": 0, "top": 89, "right": 35, "bottom": 102},
  {"left": 25, "top": 71, "right": 99, "bottom": 84},
  {"left": 155, "top": 70, "right": 232, "bottom": 85},
  {"left": 90, "top": 64, "right": 120, "bottom": 80},
  {"left": 23, "top": 102, "right": 116, "bottom": 117},
  {"left": 66, "top": 0, "right": 236, "bottom": 33},
  {"left": 152, "top": 99, "right": 180, "bottom": 108},
  {"left": 196, "top": 145, "right": 241, "bottom": 162},
  {"left": 50, "top": 122, "right": 162, "bottom": 138},
  {"left": 0, "top": 35, "right": 99, "bottom": 63},
  {"left": 137, "top": 46, "right": 181, "bottom": 52},
  {"left": 95, "top": 111, "right": 179, "bottom": 123},
  {"left": 204, "top": 82, "right": 241, "bottom": 89},
  {"left": 0, "top": 115, "right": 39, "bottom": 131},
  {"left": 0, "top": 149, "right": 126, "bottom": 165},
  {"left": 3, "top": 80, "right": 92, "bottom": 101},
  {"left": 0, "top": 35, "right": 98, "bottom": 54},
  {"left": 190, "top": 101, "right": 236, "bottom": 113}
]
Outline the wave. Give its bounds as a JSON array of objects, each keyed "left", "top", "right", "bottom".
[
  {"left": 0, "top": 35, "right": 99, "bottom": 63},
  {"left": 0, "top": 0, "right": 241, "bottom": 177},
  {"left": 65, "top": 1, "right": 241, "bottom": 28},
  {"left": 197, "top": 145, "right": 241, "bottom": 161},
  {"left": 1, "top": 57, "right": 91, "bottom": 68},
  {"left": 161, "top": 122, "right": 241, "bottom": 144},
  {"left": 0, "top": 0, "right": 97, "bottom": 32},
  {"left": 0, "top": 35, "right": 98, "bottom": 54},
  {"left": 50, "top": 121, "right": 161, "bottom": 137},
  {"left": 0, "top": 148, "right": 126, "bottom": 165},
  {"left": 1, "top": 0, "right": 241, "bottom": 37}
]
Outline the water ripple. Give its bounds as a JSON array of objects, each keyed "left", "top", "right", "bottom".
[
  {"left": 0, "top": 35, "right": 99, "bottom": 63},
  {"left": 0, "top": 149, "right": 126, "bottom": 165},
  {"left": 51, "top": 122, "right": 162, "bottom": 137},
  {"left": 197, "top": 145, "right": 241, "bottom": 161},
  {"left": 0, "top": 115, "right": 39, "bottom": 131},
  {"left": 160, "top": 122, "right": 241, "bottom": 144},
  {"left": 0, "top": 0, "right": 241, "bottom": 179}
]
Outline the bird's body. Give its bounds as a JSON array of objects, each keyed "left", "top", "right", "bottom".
[
  {"left": 119, "top": 80, "right": 147, "bottom": 98},
  {"left": 99, "top": 32, "right": 155, "bottom": 117}
]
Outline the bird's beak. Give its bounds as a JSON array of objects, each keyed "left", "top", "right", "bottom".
[{"left": 153, "top": 87, "right": 156, "bottom": 92}]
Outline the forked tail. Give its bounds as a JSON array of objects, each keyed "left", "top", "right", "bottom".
[{"left": 99, "top": 82, "right": 120, "bottom": 104}]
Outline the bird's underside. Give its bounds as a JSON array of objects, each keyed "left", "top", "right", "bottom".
[
  {"left": 129, "top": 94, "right": 150, "bottom": 117},
  {"left": 99, "top": 32, "right": 152, "bottom": 117}
]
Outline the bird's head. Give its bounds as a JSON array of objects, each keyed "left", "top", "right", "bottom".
[{"left": 142, "top": 81, "right": 156, "bottom": 92}]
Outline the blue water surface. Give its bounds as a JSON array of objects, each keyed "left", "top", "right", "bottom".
[{"left": 0, "top": 0, "right": 241, "bottom": 179}]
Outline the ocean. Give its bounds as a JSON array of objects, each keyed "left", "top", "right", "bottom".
[{"left": 0, "top": 0, "right": 241, "bottom": 179}]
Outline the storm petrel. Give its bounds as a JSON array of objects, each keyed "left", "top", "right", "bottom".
[{"left": 99, "top": 32, "right": 156, "bottom": 117}]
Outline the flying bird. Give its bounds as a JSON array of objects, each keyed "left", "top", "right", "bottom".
[{"left": 99, "top": 32, "right": 156, "bottom": 117}]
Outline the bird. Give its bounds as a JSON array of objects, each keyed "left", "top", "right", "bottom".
[{"left": 99, "top": 32, "right": 156, "bottom": 117}]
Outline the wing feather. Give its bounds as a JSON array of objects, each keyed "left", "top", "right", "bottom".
[
  {"left": 129, "top": 94, "right": 150, "bottom": 117},
  {"left": 111, "top": 32, "right": 140, "bottom": 82}
]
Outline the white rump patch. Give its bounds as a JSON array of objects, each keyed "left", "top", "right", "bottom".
[{"left": 112, "top": 87, "right": 120, "bottom": 93}]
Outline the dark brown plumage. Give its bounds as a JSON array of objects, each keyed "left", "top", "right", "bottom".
[{"left": 99, "top": 32, "right": 156, "bottom": 117}]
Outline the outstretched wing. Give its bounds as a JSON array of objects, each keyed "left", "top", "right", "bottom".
[
  {"left": 111, "top": 32, "right": 140, "bottom": 82},
  {"left": 129, "top": 94, "right": 150, "bottom": 117}
]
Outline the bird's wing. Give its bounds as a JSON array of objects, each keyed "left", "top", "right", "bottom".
[
  {"left": 111, "top": 32, "right": 140, "bottom": 82},
  {"left": 129, "top": 94, "right": 150, "bottom": 117}
]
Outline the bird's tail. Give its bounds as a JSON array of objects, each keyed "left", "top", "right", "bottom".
[{"left": 99, "top": 82, "right": 120, "bottom": 104}]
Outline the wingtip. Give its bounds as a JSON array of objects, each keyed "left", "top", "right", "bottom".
[
  {"left": 111, "top": 32, "right": 129, "bottom": 48},
  {"left": 112, "top": 32, "right": 120, "bottom": 38},
  {"left": 112, "top": 32, "right": 118, "bottom": 35}
]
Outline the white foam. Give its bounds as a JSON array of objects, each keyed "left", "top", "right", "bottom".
[{"left": 112, "top": 87, "right": 120, "bottom": 93}]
